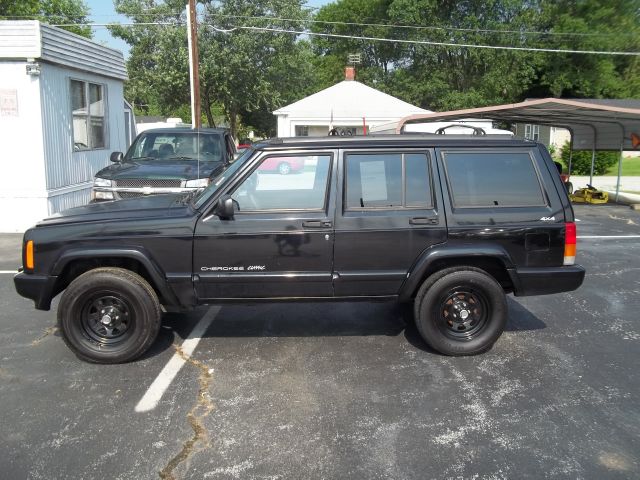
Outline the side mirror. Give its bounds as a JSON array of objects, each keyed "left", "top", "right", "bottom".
[
  {"left": 110, "top": 151, "right": 124, "bottom": 163},
  {"left": 215, "top": 194, "right": 235, "bottom": 219}
]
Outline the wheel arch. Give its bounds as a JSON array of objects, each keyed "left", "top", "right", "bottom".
[
  {"left": 51, "top": 249, "right": 178, "bottom": 306},
  {"left": 398, "top": 245, "right": 517, "bottom": 302}
]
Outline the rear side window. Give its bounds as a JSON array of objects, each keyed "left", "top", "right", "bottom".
[
  {"left": 442, "top": 151, "right": 545, "bottom": 208},
  {"left": 345, "top": 152, "right": 432, "bottom": 209}
]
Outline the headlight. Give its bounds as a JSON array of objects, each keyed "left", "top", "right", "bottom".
[
  {"left": 185, "top": 178, "right": 210, "bottom": 188},
  {"left": 94, "top": 177, "right": 112, "bottom": 187},
  {"left": 92, "top": 191, "right": 114, "bottom": 200}
]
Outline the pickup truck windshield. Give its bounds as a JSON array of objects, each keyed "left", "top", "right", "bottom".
[
  {"left": 192, "top": 148, "right": 255, "bottom": 208},
  {"left": 127, "top": 131, "right": 224, "bottom": 163}
]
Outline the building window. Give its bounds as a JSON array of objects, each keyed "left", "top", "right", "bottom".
[
  {"left": 294, "top": 125, "right": 309, "bottom": 137},
  {"left": 524, "top": 124, "right": 539, "bottom": 141},
  {"left": 71, "top": 79, "right": 106, "bottom": 150}
]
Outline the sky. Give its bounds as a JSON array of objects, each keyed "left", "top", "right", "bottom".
[{"left": 85, "top": 0, "right": 332, "bottom": 57}]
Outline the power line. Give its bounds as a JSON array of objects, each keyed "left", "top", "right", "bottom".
[
  {"left": 207, "top": 13, "right": 635, "bottom": 39},
  {"left": 7, "top": 12, "right": 636, "bottom": 39},
  {"left": 43, "top": 21, "right": 640, "bottom": 56},
  {"left": 207, "top": 24, "right": 640, "bottom": 56}
]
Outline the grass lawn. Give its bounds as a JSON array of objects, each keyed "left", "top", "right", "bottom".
[
  {"left": 604, "top": 156, "right": 640, "bottom": 176},
  {"left": 555, "top": 156, "right": 640, "bottom": 176}
]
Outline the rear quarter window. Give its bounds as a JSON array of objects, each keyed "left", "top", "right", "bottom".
[{"left": 442, "top": 150, "right": 545, "bottom": 208}]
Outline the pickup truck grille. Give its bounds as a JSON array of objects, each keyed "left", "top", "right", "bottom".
[{"left": 114, "top": 179, "right": 182, "bottom": 188}]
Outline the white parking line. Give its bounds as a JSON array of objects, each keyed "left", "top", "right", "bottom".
[
  {"left": 135, "top": 306, "right": 220, "bottom": 413},
  {"left": 578, "top": 235, "right": 640, "bottom": 239},
  {"left": 0, "top": 270, "right": 17, "bottom": 274}
]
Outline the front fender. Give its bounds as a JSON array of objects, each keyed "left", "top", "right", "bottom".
[
  {"left": 397, "top": 243, "right": 517, "bottom": 302},
  {"left": 51, "top": 248, "right": 180, "bottom": 306}
]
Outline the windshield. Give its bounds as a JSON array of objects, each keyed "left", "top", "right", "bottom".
[
  {"left": 126, "top": 131, "right": 224, "bottom": 162},
  {"left": 192, "top": 148, "right": 255, "bottom": 209}
]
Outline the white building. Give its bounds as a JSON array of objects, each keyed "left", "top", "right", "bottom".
[
  {"left": 274, "top": 67, "right": 430, "bottom": 137},
  {"left": 0, "top": 21, "right": 130, "bottom": 232}
]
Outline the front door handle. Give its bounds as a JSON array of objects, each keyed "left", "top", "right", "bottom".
[
  {"left": 409, "top": 216, "right": 439, "bottom": 225},
  {"left": 302, "top": 220, "right": 332, "bottom": 228}
]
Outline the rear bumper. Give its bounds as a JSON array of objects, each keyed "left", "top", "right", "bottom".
[
  {"left": 14, "top": 272, "right": 57, "bottom": 311},
  {"left": 512, "top": 265, "right": 585, "bottom": 296}
]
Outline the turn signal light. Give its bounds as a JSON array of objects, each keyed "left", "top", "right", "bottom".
[
  {"left": 564, "top": 222, "right": 576, "bottom": 266},
  {"left": 25, "top": 240, "right": 34, "bottom": 270}
]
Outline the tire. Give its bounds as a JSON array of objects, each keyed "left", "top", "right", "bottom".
[
  {"left": 413, "top": 267, "right": 507, "bottom": 356},
  {"left": 565, "top": 182, "right": 573, "bottom": 194},
  {"left": 58, "top": 267, "right": 161, "bottom": 364},
  {"left": 278, "top": 162, "right": 291, "bottom": 175}
]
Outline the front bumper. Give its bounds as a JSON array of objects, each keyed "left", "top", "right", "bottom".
[
  {"left": 14, "top": 272, "right": 58, "bottom": 310},
  {"left": 512, "top": 265, "right": 585, "bottom": 296}
]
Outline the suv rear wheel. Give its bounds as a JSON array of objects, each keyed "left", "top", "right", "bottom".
[
  {"left": 58, "top": 267, "right": 161, "bottom": 364},
  {"left": 414, "top": 267, "right": 507, "bottom": 356}
]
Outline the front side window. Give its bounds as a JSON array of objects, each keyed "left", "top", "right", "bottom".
[
  {"left": 345, "top": 152, "right": 432, "bottom": 209},
  {"left": 231, "top": 154, "right": 331, "bottom": 211},
  {"left": 443, "top": 151, "right": 545, "bottom": 208},
  {"left": 71, "top": 79, "right": 106, "bottom": 150}
]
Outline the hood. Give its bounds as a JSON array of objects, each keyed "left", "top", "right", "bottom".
[
  {"left": 39, "top": 193, "right": 192, "bottom": 226},
  {"left": 95, "top": 158, "right": 224, "bottom": 181}
]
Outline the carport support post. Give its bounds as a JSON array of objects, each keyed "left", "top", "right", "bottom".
[
  {"left": 615, "top": 141, "right": 624, "bottom": 202},
  {"left": 589, "top": 146, "right": 595, "bottom": 186},
  {"left": 568, "top": 137, "right": 573, "bottom": 176}
]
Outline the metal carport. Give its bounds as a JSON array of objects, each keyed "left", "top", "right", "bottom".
[{"left": 388, "top": 98, "right": 640, "bottom": 201}]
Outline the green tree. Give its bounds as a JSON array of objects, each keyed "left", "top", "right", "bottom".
[
  {"left": 111, "top": 0, "right": 312, "bottom": 137},
  {"left": 560, "top": 141, "right": 619, "bottom": 176},
  {"left": 0, "top": 0, "right": 91, "bottom": 37},
  {"left": 532, "top": 0, "right": 640, "bottom": 99}
]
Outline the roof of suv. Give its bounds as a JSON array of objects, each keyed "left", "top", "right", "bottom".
[{"left": 256, "top": 134, "right": 536, "bottom": 150}]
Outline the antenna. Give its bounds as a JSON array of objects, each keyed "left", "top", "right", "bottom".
[{"left": 347, "top": 53, "right": 361, "bottom": 65}]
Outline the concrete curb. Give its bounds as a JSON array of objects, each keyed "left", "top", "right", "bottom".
[{"left": 605, "top": 190, "right": 640, "bottom": 207}]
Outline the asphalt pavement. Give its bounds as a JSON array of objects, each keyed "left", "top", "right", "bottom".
[{"left": 1, "top": 204, "right": 639, "bottom": 479}]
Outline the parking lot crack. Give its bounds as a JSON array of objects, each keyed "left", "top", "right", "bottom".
[
  {"left": 31, "top": 325, "right": 58, "bottom": 346},
  {"left": 159, "top": 345, "right": 214, "bottom": 480}
]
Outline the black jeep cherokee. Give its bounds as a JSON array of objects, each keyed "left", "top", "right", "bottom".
[{"left": 14, "top": 135, "right": 585, "bottom": 363}]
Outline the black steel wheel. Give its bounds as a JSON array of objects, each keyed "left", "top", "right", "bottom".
[
  {"left": 414, "top": 267, "right": 507, "bottom": 356},
  {"left": 58, "top": 267, "right": 161, "bottom": 364}
]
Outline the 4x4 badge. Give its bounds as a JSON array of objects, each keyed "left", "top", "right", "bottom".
[{"left": 540, "top": 216, "right": 556, "bottom": 221}]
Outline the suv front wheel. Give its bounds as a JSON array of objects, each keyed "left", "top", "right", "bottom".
[
  {"left": 58, "top": 267, "right": 161, "bottom": 363},
  {"left": 414, "top": 267, "right": 507, "bottom": 356}
]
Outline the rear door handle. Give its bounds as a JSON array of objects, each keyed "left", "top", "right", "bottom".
[
  {"left": 302, "top": 220, "right": 332, "bottom": 228},
  {"left": 409, "top": 217, "right": 439, "bottom": 225}
]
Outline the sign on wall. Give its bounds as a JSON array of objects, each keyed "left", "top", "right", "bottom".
[{"left": 0, "top": 90, "right": 18, "bottom": 116}]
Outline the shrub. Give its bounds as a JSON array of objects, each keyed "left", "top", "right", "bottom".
[{"left": 559, "top": 141, "right": 619, "bottom": 175}]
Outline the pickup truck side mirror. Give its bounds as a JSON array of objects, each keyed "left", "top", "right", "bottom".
[
  {"left": 110, "top": 151, "right": 124, "bottom": 163},
  {"left": 215, "top": 194, "right": 235, "bottom": 219}
]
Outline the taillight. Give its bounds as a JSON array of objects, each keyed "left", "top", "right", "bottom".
[
  {"left": 564, "top": 222, "right": 576, "bottom": 266},
  {"left": 25, "top": 240, "right": 34, "bottom": 270}
]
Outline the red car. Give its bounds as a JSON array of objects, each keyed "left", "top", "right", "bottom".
[{"left": 258, "top": 156, "right": 305, "bottom": 175}]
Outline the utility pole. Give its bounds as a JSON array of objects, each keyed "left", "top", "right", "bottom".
[{"left": 186, "top": 0, "right": 201, "bottom": 128}]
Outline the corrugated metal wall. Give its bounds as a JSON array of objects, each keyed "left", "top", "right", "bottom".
[
  {"left": 40, "top": 62, "right": 127, "bottom": 199},
  {"left": 47, "top": 188, "right": 91, "bottom": 214}
]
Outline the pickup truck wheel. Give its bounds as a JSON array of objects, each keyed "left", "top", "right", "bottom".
[
  {"left": 414, "top": 267, "right": 507, "bottom": 356},
  {"left": 58, "top": 267, "right": 161, "bottom": 364},
  {"left": 278, "top": 162, "right": 291, "bottom": 175}
]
